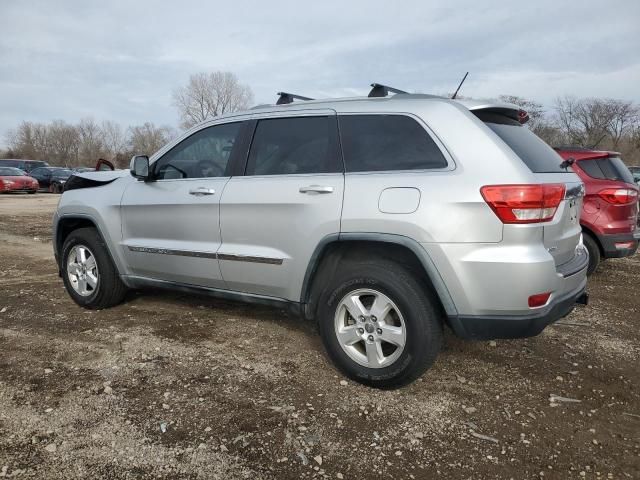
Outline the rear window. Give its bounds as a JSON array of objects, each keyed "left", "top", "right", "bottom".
[
  {"left": 339, "top": 114, "right": 447, "bottom": 172},
  {"left": 578, "top": 157, "right": 635, "bottom": 184},
  {"left": 475, "top": 112, "right": 566, "bottom": 173}
]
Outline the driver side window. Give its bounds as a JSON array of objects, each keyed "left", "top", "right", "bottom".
[{"left": 153, "top": 122, "right": 242, "bottom": 180}]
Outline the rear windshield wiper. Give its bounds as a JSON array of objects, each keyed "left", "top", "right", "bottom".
[{"left": 559, "top": 157, "right": 575, "bottom": 170}]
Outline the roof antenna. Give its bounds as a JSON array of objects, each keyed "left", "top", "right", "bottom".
[{"left": 451, "top": 72, "right": 469, "bottom": 99}]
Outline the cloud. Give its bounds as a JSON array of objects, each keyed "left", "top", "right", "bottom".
[{"left": 1, "top": 0, "right": 639, "bottom": 146}]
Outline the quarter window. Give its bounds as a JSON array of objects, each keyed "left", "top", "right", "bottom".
[
  {"left": 245, "top": 116, "right": 339, "bottom": 176},
  {"left": 153, "top": 122, "right": 242, "bottom": 180},
  {"left": 339, "top": 115, "right": 448, "bottom": 172}
]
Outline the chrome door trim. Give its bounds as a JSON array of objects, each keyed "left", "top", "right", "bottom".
[
  {"left": 126, "top": 246, "right": 283, "bottom": 265},
  {"left": 127, "top": 246, "right": 218, "bottom": 259}
]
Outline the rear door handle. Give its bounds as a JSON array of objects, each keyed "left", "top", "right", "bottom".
[
  {"left": 299, "top": 185, "right": 334, "bottom": 194},
  {"left": 189, "top": 187, "right": 216, "bottom": 196}
]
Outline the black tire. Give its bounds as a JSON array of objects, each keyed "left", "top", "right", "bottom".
[
  {"left": 61, "top": 227, "right": 127, "bottom": 309},
  {"left": 317, "top": 260, "right": 443, "bottom": 389},
  {"left": 583, "top": 233, "right": 601, "bottom": 275},
  {"left": 28, "top": 190, "right": 36, "bottom": 194}
]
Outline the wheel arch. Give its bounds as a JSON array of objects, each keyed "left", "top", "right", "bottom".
[
  {"left": 54, "top": 214, "right": 123, "bottom": 276},
  {"left": 581, "top": 224, "right": 604, "bottom": 257},
  {"left": 300, "top": 233, "right": 457, "bottom": 320}
]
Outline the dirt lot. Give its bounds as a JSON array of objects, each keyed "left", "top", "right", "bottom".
[{"left": 0, "top": 194, "right": 638, "bottom": 479}]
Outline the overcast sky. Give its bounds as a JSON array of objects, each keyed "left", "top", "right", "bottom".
[{"left": 1, "top": 0, "right": 639, "bottom": 145}]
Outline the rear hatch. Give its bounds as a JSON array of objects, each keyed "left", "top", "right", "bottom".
[
  {"left": 575, "top": 154, "right": 639, "bottom": 233},
  {"left": 473, "top": 108, "right": 583, "bottom": 266}
]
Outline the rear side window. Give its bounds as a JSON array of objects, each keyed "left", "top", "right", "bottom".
[
  {"left": 476, "top": 112, "right": 565, "bottom": 173},
  {"left": 339, "top": 115, "right": 447, "bottom": 172},
  {"left": 246, "top": 116, "right": 339, "bottom": 175},
  {"left": 579, "top": 157, "right": 635, "bottom": 184}
]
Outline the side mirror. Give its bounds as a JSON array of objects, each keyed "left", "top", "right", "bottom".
[{"left": 130, "top": 155, "right": 150, "bottom": 180}]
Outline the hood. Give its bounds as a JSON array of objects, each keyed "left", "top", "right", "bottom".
[{"left": 73, "top": 169, "right": 130, "bottom": 182}]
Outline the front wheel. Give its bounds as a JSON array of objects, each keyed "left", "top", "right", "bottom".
[
  {"left": 61, "top": 227, "right": 127, "bottom": 309},
  {"left": 318, "top": 260, "right": 443, "bottom": 389}
]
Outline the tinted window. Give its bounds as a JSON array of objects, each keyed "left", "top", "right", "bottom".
[
  {"left": 154, "top": 123, "right": 241, "bottom": 180},
  {"left": 339, "top": 115, "right": 447, "bottom": 172},
  {"left": 29, "top": 167, "right": 49, "bottom": 176},
  {"left": 246, "top": 116, "right": 338, "bottom": 176},
  {"left": 579, "top": 157, "right": 635, "bottom": 184},
  {"left": 600, "top": 157, "right": 635, "bottom": 184},
  {"left": 0, "top": 160, "right": 21, "bottom": 168},
  {"left": 578, "top": 159, "right": 605, "bottom": 179},
  {"left": 0, "top": 167, "right": 25, "bottom": 176},
  {"left": 477, "top": 112, "right": 565, "bottom": 173},
  {"left": 25, "top": 161, "right": 47, "bottom": 170}
]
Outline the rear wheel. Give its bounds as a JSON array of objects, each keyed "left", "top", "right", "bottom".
[
  {"left": 317, "top": 260, "right": 443, "bottom": 389},
  {"left": 583, "top": 233, "right": 600, "bottom": 275},
  {"left": 61, "top": 227, "right": 127, "bottom": 309}
]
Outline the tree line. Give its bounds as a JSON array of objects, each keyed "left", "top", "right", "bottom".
[
  {"left": 499, "top": 95, "right": 640, "bottom": 164},
  {"left": 2, "top": 71, "right": 639, "bottom": 168}
]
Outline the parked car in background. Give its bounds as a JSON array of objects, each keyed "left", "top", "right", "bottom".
[
  {"left": 29, "top": 167, "right": 72, "bottom": 191},
  {"left": 629, "top": 166, "right": 640, "bottom": 186},
  {"left": 49, "top": 168, "right": 75, "bottom": 193},
  {"left": 0, "top": 166, "right": 39, "bottom": 193},
  {"left": 555, "top": 147, "right": 639, "bottom": 274},
  {"left": 53, "top": 90, "right": 588, "bottom": 388},
  {"left": 0, "top": 159, "right": 49, "bottom": 172}
]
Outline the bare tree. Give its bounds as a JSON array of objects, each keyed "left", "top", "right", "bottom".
[
  {"left": 78, "top": 117, "right": 107, "bottom": 164},
  {"left": 172, "top": 71, "right": 254, "bottom": 129},
  {"left": 47, "top": 120, "right": 80, "bottom": 166},
  {"left": 554, "top": 96, "right": 617, "bottom": 148},
  {"left": 100, "top": 120, "right": 127, "bottom": 162},
  {"left": 5, "top": 121, "right": 49, "bottom": 159},
  {"left": 128, "top": 122, "right": 175, "bottom": 155},
  {"left": 605, "top": 100, "right": 639, "bottom": 149}
]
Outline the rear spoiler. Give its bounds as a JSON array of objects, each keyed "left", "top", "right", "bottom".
[{"left": 457, "top": 100, "right": 529, "bottom": 124}]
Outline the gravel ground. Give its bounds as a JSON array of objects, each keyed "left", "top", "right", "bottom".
[{"left": 0, "top": 194, "right": 638, "bottom": 479}]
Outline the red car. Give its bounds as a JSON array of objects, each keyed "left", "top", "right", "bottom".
[
  {"left": 0, "top": 167, "right": 39, "bottom": 194},
  {"left": 556, "top": 147, "right": 639, "bottom": 274}
]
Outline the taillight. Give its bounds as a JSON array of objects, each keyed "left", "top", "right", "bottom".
[
  {"left": 597, "top": 188, "right": 638, "bottom": 205},
  {"left": 480, "top": 184, "right": 566, "bottom": 224}
]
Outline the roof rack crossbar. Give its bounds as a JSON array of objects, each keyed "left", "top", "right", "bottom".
[
  {"left": 276, "top": 92, "right": 314, "bottom": 105},
  {"left": 368, "top": 83, "right": 408, "bottom": 98}
]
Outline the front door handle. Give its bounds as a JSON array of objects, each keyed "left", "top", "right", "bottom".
[
  {"left": 189, "top": 187, "right": 216, "bottom": 196},
  {"left": 299, "top": 185, "right": 334, "bottom": 194}
]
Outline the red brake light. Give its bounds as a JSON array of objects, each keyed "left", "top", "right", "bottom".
[
  {"left": 597, "top": 188, "right": 638, "bottom": 205},
  {"left": 480, "top": 184, "right": 566, "bottom": 224},
  {"left": 528, "top": 292, "right": 551, "bottom": 308}
]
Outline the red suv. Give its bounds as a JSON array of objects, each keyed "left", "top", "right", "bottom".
[{"left": 556, "top": 147, "right": 639, "bottom": 274}]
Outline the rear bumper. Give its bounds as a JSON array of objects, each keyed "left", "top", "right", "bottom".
[
  {"left": 597, "top": 230, "right": 639, "bottom": 258},
  {"left": 448, "top": 284, "right": 588, "bottom": 340}
]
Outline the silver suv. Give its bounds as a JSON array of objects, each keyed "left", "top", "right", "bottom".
[{"left": 53, "top": 88, "right": 589, "bottom": 388}]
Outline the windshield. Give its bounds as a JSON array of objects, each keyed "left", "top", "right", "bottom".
[
  {"left": 0, "top": 167, "right": 26, "bottom": 176},
  {"left": 475, "top": 112, "right": 567, "bottom": 173}
]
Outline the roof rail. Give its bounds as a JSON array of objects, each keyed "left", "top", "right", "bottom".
[
  {"left": 368, "top": 83, "right": 408, "bottom": 98},
  {"left": 276, "top": 92, "right": 314, "bottom": 105}
]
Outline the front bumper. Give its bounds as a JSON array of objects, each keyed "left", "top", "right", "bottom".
[
  {"left": 597, "top": 230, "right": 640, "bottom": 258},
  {"left": 448, "top": 284, "right": 588, "bottom": 340}
]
